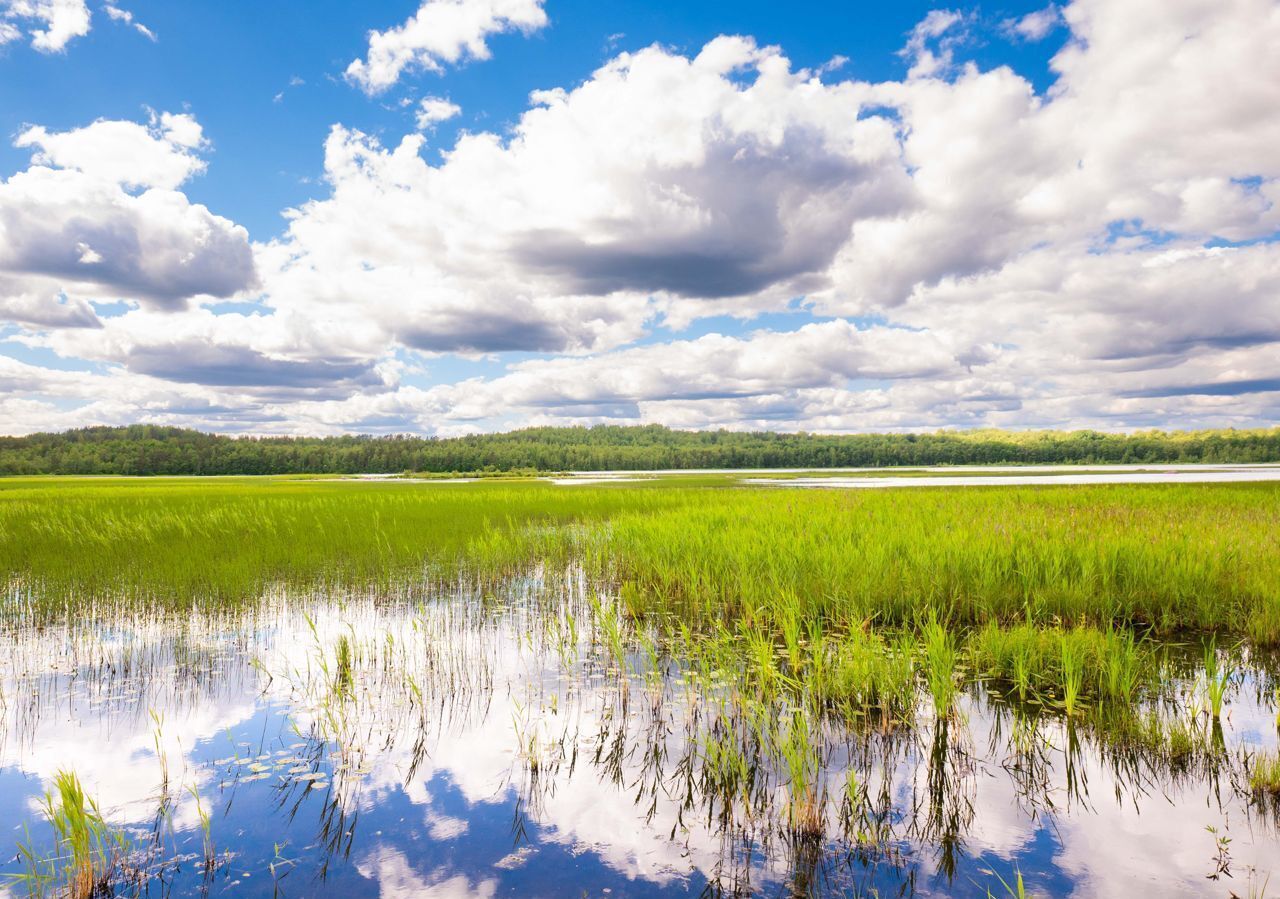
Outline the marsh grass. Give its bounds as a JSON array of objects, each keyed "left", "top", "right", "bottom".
[
  {"left": 4, "top": 477, "right": 1280, "bottom": 894},
  {"left": 923, "top": 618, "right": 960, "bottom": 719},
  {"left": 3, "top": 479, "right": 1279, "bottom": 645},
  {"left": 187, "top": 783, "right": 216, "bottom": 875},
  {"left": 12, "top": 771, "right": 127, "bottom": 899},
  {"left": 970, "top": 622, "right": 1159, "bottom": 711},
  {"left": 1203, "top": 638, "right": 1233, "bottom": 719},
  {"left": 1252, "top": 752, "right": 1280, "bottom": 797}
]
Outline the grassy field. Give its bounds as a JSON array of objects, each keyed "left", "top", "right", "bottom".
[
  {"left": 4, "top": 476, "right": 1279, "bottom": 726},
  {"left": 3, "top": 476, "right": 1277, "bottom": 631}
]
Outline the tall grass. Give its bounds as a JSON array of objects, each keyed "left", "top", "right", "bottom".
[
  {"left": 3, "top": 479, "right": 1277, "bottom": 643},
  {"left": 12, "top": 771, "right": 126, "bottom": 899},
  {"left": 3, "top": 479, "right": 1277, "bottom": 728}
]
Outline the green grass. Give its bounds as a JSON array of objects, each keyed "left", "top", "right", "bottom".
[
  {"left": 11, "top": 771, "right": 126, "bottom": 899},
  {"left": 1252, "top": 751, "right": 1280, "bottom": 796},
  {"left": 969, "top": 622, "right": 1155, "bottom": 708},
  {"left": 3, "top": 478, "right": 1278, "bottom": 636},
  {"left": 3, "top": 477, "right": 1280, "bottom": 741}
]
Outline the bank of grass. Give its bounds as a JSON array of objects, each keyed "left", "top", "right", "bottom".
[{"left": 2, "top": 477, "right": 1279, "bottom": 642}]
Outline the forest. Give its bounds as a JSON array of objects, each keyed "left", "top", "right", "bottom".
[{"left": 1, "top": 424, "right": 1278, "bottom": 475}]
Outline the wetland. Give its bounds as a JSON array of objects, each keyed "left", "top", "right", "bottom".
[{"left": 1, "top": 475, "right": 1279, "bottom": 897}]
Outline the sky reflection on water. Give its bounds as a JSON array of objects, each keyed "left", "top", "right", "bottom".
[{"left": 1, "top": 581, "right": 1278, "bottom": 897}]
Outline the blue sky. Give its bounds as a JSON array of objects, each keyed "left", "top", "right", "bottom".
[
  {"left": 0, "top": 1, "right": 1061, "bottom": 238},
  {"left": 0, "top": 0, "right": 1277, "bottom": 435}
]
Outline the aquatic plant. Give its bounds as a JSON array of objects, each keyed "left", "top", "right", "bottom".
[
  {"left": 188, "top": 782, "right": 216, "bottom": 874},
  {"left": 1202, "top": 638, "right": 1232, "bottom": 719},
  {"left": 12, "top": 771, "right": 127, "bottom": 899},
  {"left": 922, "top": 618, "right": 959, "bottom": 719},
  {"left": 1251, "top": 751, "right": 1280, "bottom": 797},
  {"left": 985, "top": 866, "right": 1032, "bottom": 898},
  {"left": 777, "top": 708, "right": 824, "bottom": 840},
  {"left": 333, "top": 633, "right": 354, "bottom": 696}
]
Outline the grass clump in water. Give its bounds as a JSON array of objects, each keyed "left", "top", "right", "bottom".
[
  {"left": 969, "top": 622, "right": 1158, "bottom": 712},
  {"left": 812, "top": 627, "right": 917, "bottom": 728},
  {"left": 922, "top": 618, "right": 960, "bottom": 719},
  {"left": 11, "top": 771, "right": 127, "bottom": 899},
  {"left": 1250, "top": 752, "right": 1280, "bottom": 797}
]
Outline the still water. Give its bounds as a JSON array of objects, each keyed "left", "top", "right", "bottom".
[{"left": 1, "top": 576, "right": 1277, "bottom": 897}]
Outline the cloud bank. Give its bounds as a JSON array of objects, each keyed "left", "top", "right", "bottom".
[{"left": 2, "top": 0, "right": 1278, "bottom": 436}]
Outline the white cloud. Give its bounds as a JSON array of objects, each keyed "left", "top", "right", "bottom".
[
  {"left": 259, "top": 36, "right": 912, "bottom": 365},
  {"left": 821, "top": 0, "right": 1280, "bottom": 313},
  {"left": 415, "top": 96, "right": 462, "bottom": 129},
  {"left": 412, "top": 320, "right": 978, "bottom": 422},
  {"left": 3, "top": 0, "right": 1280, "bottom": 435},
  {"left": 346, "top": 0, "right": 548, "bottom": 94},
  {"left": 15, "top": 112, "right": 207, "bottom": 190},
  {"left": 103, "top": 3, "right": 154, "bottom": 40},
  {"left": 0, "top": 112, "right": 256, "bottom": 323},
  {"left": 2, "top": 0, "right": 90, "bottom": 52},
  {"left": 900, "top": 8, "right": 969, "bottom": 78},
  {"left": 1005, "top": 5, "right": 1061, "bottom": 41}
]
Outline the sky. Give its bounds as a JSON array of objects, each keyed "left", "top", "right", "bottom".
[{"left": 0, "top": 0, "right": 1277, "bottom": 437}]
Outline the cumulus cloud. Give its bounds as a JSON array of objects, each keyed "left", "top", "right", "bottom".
[
  {"left": 259, "top": 36, "right": 914, "bottom": 366},
  {"left": 415, "top": 96, "right": 462, "bottom": 129},
  {"left": 820, "top": 0, "right": 1280, "bottom": 313},
  {"left": 346, "top": 0, "right": 548, "bottom": 94},
  {"left": 411, "top": 320, "right": 984, "bottom": 420},
  {"left": 1004, "top": 5, "right": 1061, "bottom": 41},
  {"left": 3, "top": 0, "right": 1280, "bottom": 435},
  {"left": 15, "top": 113, "right": 207, "bottom": 190},
  {"left": 2, "top": 0, "right": 89, "bottom": 52},
  {"left": 900, "top": 9, "right": 969, "bottom": 78},
  {"left": 0, "top": 112, "right": 256, "bottom": 323}
]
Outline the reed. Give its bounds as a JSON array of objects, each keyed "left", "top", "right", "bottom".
[
  {"left": 1251, "top": 751, "right": 1280, "bottom": 797},
  {"left": 11, "top": 771, "right": 126, "bottom": 899},
  {"left": 2, "top": 480, "right": 1276, "bottom": 644}
]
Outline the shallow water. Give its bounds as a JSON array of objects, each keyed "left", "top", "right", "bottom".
[
  {"left": 746, "top": 466, "right": 1280, "bottom": 489},
  {"left": 1, "top": 580, "right": 1278, "bottom": 898}
]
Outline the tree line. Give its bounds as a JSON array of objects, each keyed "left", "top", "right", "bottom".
[{"left": 0, "top": 424, "right": 1278, "bottom": 476}]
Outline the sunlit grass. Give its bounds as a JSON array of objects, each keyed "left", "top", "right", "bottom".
[
  {"left": 11, "top": 771, "right": 127, "bottom": 899},
  {"left": 3, "top": 478, "right": 1276, "bottom": 641}
]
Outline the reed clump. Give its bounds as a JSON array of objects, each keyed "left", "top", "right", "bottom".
[
  {"left": 969, "top": 622, "right": 1156, "bottom": 710},
  {"left": 12, "top": 770, "right": 127, "bottom": 899},
  {"left": 1251, "top": 752, "right": 1280, "bottom": 797}
]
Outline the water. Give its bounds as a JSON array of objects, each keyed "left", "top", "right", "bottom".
[
  {"left": 1, "top": 579, "right": 1277, "bottom": 898},
  {"left": 743, "top": 465, "right": 1280, "bottom": 489}
]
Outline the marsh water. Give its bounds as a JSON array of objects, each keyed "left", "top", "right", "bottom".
[{"left": 2, "top": 575, "right": 1279, "bottom": 898}]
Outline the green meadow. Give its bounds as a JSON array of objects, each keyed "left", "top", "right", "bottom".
[{"left": 3, "top": 476, "right": 1277, "bottom": 636}]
